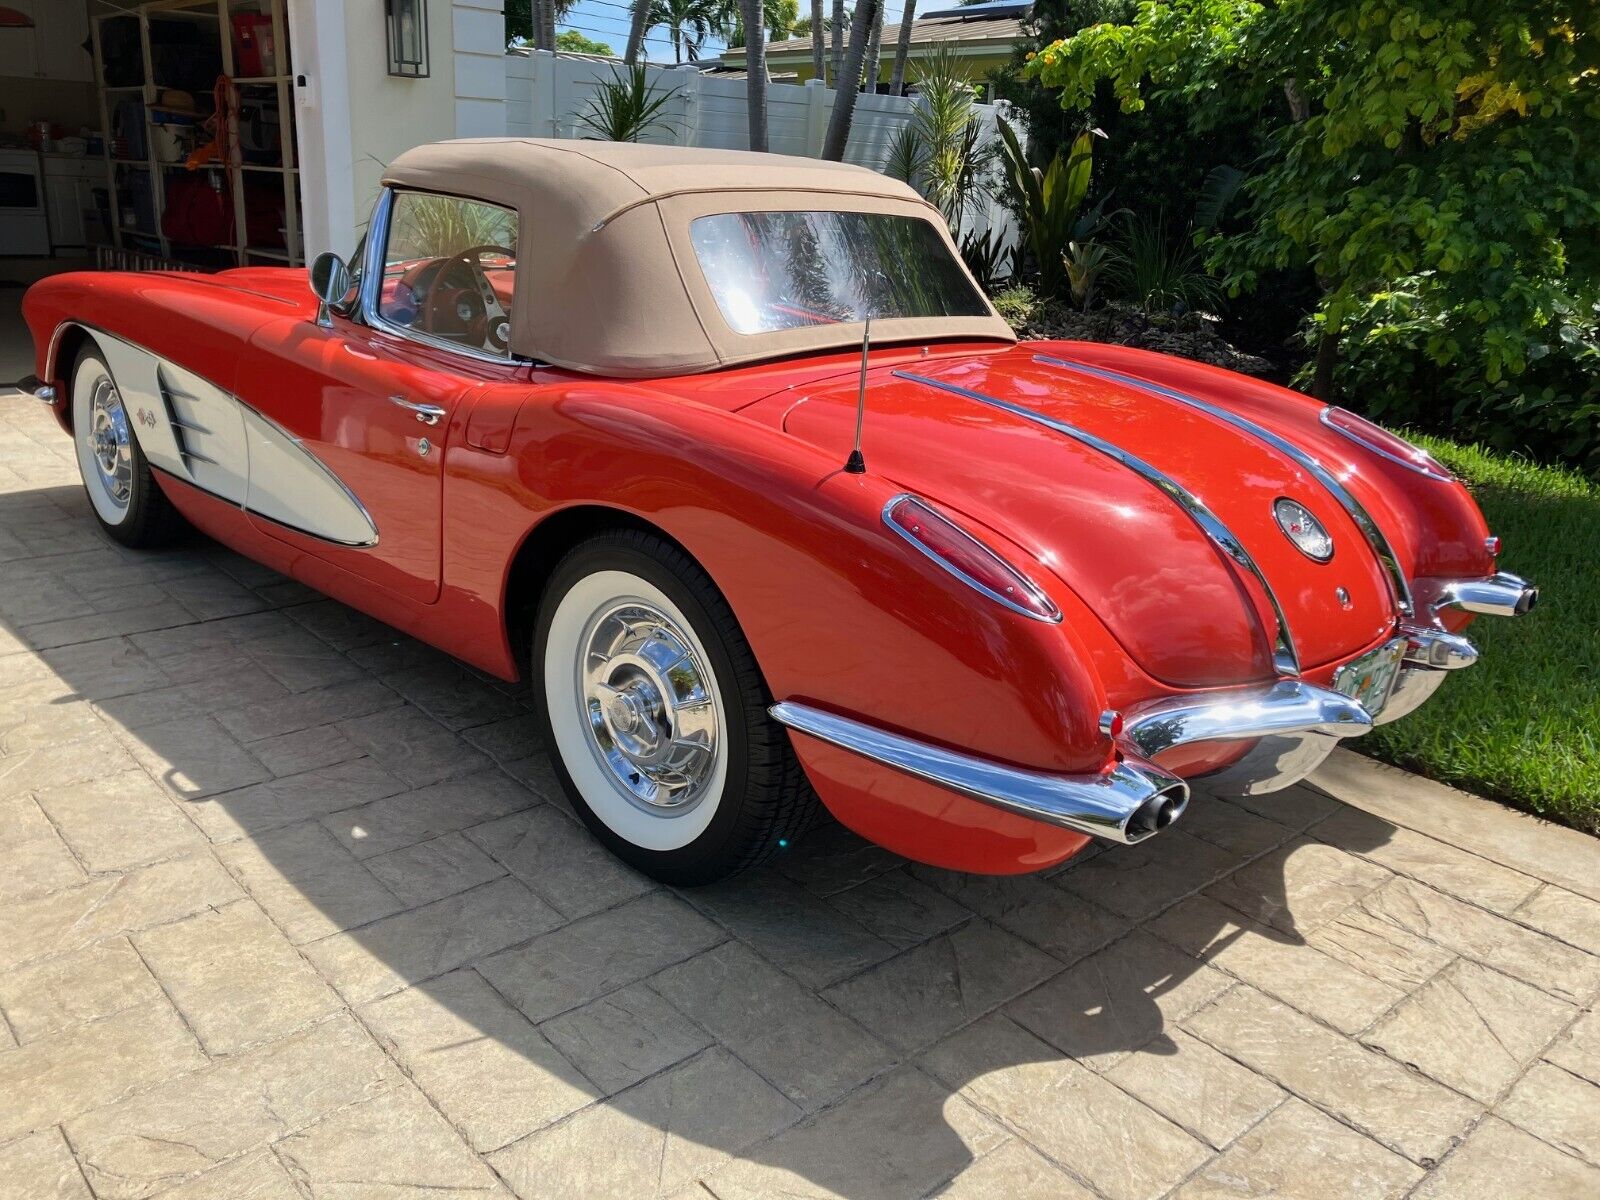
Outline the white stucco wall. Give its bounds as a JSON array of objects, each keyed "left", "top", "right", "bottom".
[{"left": 292, "top": 0, "right": 507, "bottom": 259}]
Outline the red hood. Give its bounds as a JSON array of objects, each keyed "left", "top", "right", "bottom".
[{"left": 775, "top": 344, "right": 1399, "bottom": 688}]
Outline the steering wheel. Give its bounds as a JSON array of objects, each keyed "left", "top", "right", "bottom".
[{"left": 414, "top": 244, "right": 515, "bottom": 352}]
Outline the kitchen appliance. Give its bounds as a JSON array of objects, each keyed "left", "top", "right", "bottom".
[{"left": 0, "top": 147, "right": 51, "bottom": 256}]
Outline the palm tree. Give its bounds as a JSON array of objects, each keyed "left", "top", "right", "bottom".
[
  {"left": 625, "top": 0, "right": 651, "bottom": 63},
  {"left": 822, "top": 0, "right": 877, "bottom": 158},
  {"left": 862, "top": 0, "right": 883, "bottom": 93},
  {"left": 830, "top": 0, "right": 845, "bottom": 81},
  {"left": 808, "top": 0, "right": 825, "bottom": 80},
  {"left": 649, "top": 0, "right": 717, "bottom": 63},
  {"left": 741, "top": 0, "right": 769, "bottom": 151},
  {"left": 888, "top": 0, "right": 916, "bottom": 95}
]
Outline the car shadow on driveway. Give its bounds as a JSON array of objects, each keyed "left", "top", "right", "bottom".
[{"left": 0, "top": 475, "right": 1417, "bottom": 1199}]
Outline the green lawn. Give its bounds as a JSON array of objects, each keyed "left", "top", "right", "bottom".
[{"left": 1363, "top": 437, "right": 1599, "bottom": 834}]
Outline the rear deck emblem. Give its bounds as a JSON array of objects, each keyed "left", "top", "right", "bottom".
[{"left": 1274, "top": 498, "right": 1334, "bottom": 562}]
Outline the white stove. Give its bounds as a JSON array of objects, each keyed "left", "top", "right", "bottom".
[{"left": 0, "top": 148, "right": 51, "bottom": 256}]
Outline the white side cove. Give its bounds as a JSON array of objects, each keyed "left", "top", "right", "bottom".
[{"left": 88, "top": 329, "right": 378, "bottom": 547}]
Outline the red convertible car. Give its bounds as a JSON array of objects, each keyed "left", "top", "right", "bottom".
[{"left": 17, "top": 140, "right": 1536, "bottom": 884}]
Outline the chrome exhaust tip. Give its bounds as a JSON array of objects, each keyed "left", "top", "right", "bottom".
[
  {"left": 1122, "top": 781, "right": 1190, "bottom": 843},
  {"left": 1436, "top": 571, "right": 1538, "bottom": 618}
]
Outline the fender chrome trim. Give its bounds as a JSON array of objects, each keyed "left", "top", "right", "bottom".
[
  {"left": 1033, "top": 355, "right": 1416, "bottom": 617},
  {"left": 769, "top": 701, "right": 1190, "bottom": 844},
  {"left": 1123, "top": 679, "right": 1374, "bottom": 798},
  {"left": 894, "top": 368, "right": 1301, "bottom": 677}
]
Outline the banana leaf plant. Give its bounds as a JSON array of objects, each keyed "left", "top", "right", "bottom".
[{"left": 996, "top": 117, "right": 1097, "bottom": 299}]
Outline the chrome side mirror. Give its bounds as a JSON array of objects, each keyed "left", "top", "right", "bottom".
[{"left": 309, "top": 251, "right": 351, "bottom": 328}]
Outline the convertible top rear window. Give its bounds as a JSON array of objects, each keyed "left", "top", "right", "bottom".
[{"left": 689, "top": 211, "right": 988, "bottom": 335}]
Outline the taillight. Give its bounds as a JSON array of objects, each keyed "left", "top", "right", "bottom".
[
  {"left": 1320, "top": 407, "right": 1455, "bottom": 481},
  {"left": 884, "top": 494, "right": 1061, "bottom": 623}
]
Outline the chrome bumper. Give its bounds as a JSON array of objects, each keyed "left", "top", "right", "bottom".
[
  {"left": 1122, "top": 679, "right": 1374, "bottom": 798},
  {"left": 7, "top": 374, "right": 55, "bottom": 402},
  {"left": 770, "top": 701, "right": 1189, "bottom": 845}
]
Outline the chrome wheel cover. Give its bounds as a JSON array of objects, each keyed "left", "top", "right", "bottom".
[
  {"left": 578, "top": 601, "right": 719, "bottom": 814},
  {"left": 85, "top": 376, "right": 133, "bottom": 511}
]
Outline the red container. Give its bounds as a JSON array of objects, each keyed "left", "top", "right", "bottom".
[{"left": 232, "top": 14, "right": 274, "bottom": 77}]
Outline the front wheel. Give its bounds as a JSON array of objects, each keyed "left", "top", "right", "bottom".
[
  {"left": 532, "top": 530, "right": 815, "bottom": 885},
  {"left": 70, "top": 345, "right": 185, "bottom": 548}
]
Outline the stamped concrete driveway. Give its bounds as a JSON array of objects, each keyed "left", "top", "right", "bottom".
[{"left": 3, "top": 362, "right": 1600, "bottom": 1198}]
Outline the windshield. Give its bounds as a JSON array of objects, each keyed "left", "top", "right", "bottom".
[{"left": 689, "top": 211, "right": 988, "bottom": 335}]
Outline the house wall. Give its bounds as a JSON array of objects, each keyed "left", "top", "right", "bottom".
[{"left": 291, "top": 0, "right": 506, "bottom": 258}]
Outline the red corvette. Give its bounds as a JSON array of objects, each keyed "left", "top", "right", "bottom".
[{"left": 16, "top": 140, "right": 1536, "bottom": 884}]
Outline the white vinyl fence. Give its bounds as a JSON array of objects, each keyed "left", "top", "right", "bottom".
[{"left": 504, "top": 50, "right": 1019, "bottom": 253}]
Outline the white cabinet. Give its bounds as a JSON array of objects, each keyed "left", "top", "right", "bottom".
[
  {"left": 0, "top": 0, "right": 94, "bottom": 82},
  {"left": 43, "top": 157, "right": 100, "bottom": 249}
]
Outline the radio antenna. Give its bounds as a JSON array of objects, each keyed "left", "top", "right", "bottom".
[{"left": 844, "top": 316, "right": 870, "bottom": 474}]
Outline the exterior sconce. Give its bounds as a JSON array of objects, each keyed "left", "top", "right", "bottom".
[{"left": 385, "top": 0, "right": 430, "bottom": 78}]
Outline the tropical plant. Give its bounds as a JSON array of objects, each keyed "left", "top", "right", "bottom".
[
  {"left": 648, "top": 0, "right": 718, "bottom": 62},
  {"left": 1064, "top": 239, "right": 1111, "bottom": 308},
  {"left": 741, "top": 0, "right": 770, "bottom": 150},
  {"left": 821, "top": 0, "right": 879, "bottom": 158},
  {"left": 506, "top": 0, "right": 577, "bottom": 49},
  {"left": 556, "top": 29, "right": 615, "bottom": 55},
  {"left": 862, "top": 0, "right": 884, "bottom": 91},
  {"left": 1106, "top": 212, "right": 1224, "bottom": 315},
  {"left": 390, "top": 196, "right": 517, "bottom": 260},
  {"left": 960, "top": 227, "right": 1009, "bottom": 292},
  {"left": 907, "top": 48, "right": 995, "bottom": 232},
  {"left": 716, "top": 0, "right": 798, "bottom": 44},
  {"left": 880, "top": 123, "right": 925, "bottom": 183},
  {"left": 574, "top": 62, "right": 681, "bottom": 142},
  {"left": 1027, "top": 0, "right": 1600, "bottom": 422},
  {"left": 994, "top": 117, "right": 1095, "bottom": 298}
]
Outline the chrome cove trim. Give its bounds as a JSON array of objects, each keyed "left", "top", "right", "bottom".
[
  {"left": 1124, "top": 679, "right": 1374, "bottom": 799},
  {"left": 894, "top": 369, "right": 1301, "bottom": 676},
  {"left": 770, "top": 701, "right": 1189, "bottom": 844},
  {"left": 1423, "top": 571, "right": 1539, "bottom": 619},
  {"left": 1034, "top": 355, "right": 1415, "bottom": 617},
  {"left": 882, "top": 494, "right": 1062, "bottom": 623}
]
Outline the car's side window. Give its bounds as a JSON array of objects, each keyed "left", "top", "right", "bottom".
[{"left": 376, "top": 191, "right": 518, "bottom": 359}]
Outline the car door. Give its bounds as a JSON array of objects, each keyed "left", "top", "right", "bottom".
[{"left": 236, "top": 188, "right": 524, "bottom": 605}]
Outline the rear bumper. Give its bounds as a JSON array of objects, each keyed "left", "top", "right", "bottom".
[{"left": 773, "top": 572, "right": 1537, "bottom": 849}]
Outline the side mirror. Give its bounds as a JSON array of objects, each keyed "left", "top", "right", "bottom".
[{"left": 309, "top": 251, "right": 351, "bottom": 328}]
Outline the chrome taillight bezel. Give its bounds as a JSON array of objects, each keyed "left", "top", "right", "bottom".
[
  {"left": 883, "top": 494, "right": 1062, "bottom": 624},
  {"left": 1319, "top": 406, "right": 1455, "bottom": 482}
]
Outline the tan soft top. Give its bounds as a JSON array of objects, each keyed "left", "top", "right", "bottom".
[{"left": 383, "top": 139, "right": 1014, "bottom": 377}]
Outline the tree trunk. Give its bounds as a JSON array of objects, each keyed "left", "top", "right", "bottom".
[
  {"left": 822, "top": 0, "right": 877, "bottom": 160},
  {"left": 830, "top": 0, "right": 844, "bottom": 84},
  {"left": 862, "top": 0, "right": 883, "bottom": 93},
  {"left": 888, "top": 0, "right": 915, "bottom": 95},
  {"left": 541, "top": 0, "right": 557, "bottom": 55},
  {"left": 1311, "top": 329, "right": 1339, "bottom": 400},
  {"left": 809, "top": 0, "right": 825, "bottom": 81},
  {"left": 625, "top": 0, "right": 651, "bottom": 64},
  {"left": 530, "top": 0, "right": 548, "bottom": 49},
  {"left": 743, "top": 0, "right": 769, "bottom": 150}
]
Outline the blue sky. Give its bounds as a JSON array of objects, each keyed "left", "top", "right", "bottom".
[{"left": 557, "top": 0, "right": 912, "bottom": 63}]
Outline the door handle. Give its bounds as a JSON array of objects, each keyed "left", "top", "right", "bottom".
[{"left": 389, "top": 396, "right": 445, "bottom": 426}]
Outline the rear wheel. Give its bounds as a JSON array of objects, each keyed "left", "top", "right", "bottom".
[
  {"left": 532, "top": 530, "right": 816, "bottom": 885},
  {"left": 70, "top": 346, "right": 185, "bottom": 548}
]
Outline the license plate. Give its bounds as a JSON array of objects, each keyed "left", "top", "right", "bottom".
[{"left": 1332, "top": 638, "right": 1407, "bottom": 714}]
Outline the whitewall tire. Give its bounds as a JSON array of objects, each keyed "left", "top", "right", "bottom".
[
  {"left": 70, "top": 345, "right": 184, "bottom": 547},
  {"left": 532, "top": 530, "right": 816, "bottom": 885}
]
